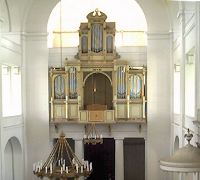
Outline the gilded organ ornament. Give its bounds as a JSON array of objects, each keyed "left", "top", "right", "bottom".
[{"left": 49, "top": 10, "right": 147, "bottom": 123}]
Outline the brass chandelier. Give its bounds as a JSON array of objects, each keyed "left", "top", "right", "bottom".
[
  {"left": 33, "top": 133, "right": 92, "bottom": 179},
  {"left": 83, "top": 124, "right": 103, "bottom": 145}
]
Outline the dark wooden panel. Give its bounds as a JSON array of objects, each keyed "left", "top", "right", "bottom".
[
  {"left": 124, "top": 138, "right": 145, "bottom": 180},
  {"left": 84, "top": 138, "right": 115, "bottom": 180}
]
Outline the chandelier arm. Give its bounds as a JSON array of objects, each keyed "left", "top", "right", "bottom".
[
  {"left": 92, "top": 123, "right": 98, "bottom": 138},
  {"left": 61, "top": 138, "right": 64, "bottom": 161},
  {"left": 88, "top": 124, "right": 93, "bottom": 137},
  {"left": 94, "top": 124, "right": 100, "bottom": 137},
  {"left": 63, "top": 139, "right": 73, "bottom": 165},
  {"left": 65, "top": 139, "right": 82, "bottom": 166},
  {"left": 55, "top": 139, "right": 62, "bottom": 165},
  {"left": 42, "top": 141, "right": 59, "bottom": 168}
]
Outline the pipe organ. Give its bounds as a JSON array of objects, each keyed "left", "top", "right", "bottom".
[{"left": 49, "top": 9, "right": 147, "bottom": 124}]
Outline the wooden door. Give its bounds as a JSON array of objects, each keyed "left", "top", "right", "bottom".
[
  {"left": 84, "top": 73, "right": 113, "bottom": 109},
  {"left": 124, "top": 138, "right": 145, "bottom": 180}
]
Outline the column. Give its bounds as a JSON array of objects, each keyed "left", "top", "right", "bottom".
[
  {"left": 24, "top": 33, "right": 50, "bottom": 180},
  {"left": 195, "top": 2, "right": 200, "bottom": 121},
  {"left": 193, "top": 172, "right": 199, "bottom": 180},
  {"left": 146, "top": 32, "right": 171, "bottom": 180},
  {"left": 179, "top": 173, "right": 183, "bottom": 180},
  {"left": 0, "top": 30, "right": 2, "bottom": 179},
  {"left": 180, "top": 5, "right": 185, "bottom": 147},
  {"left": 127, "top": 95, "right": 130, "bottom": 119},
  {"left": 115, "top": 138, "right": 124, "bottom": 180},
  {"left": 75, "top": 138, "right": 84, "bottom": 180}
]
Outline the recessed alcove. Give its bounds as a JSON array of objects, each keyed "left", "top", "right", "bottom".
[
  {"left": 84, "top": 73, "right": 113, "bottom": 110},
  {"left": 4, "top": 137, "right": 23, "bottom": 180}
]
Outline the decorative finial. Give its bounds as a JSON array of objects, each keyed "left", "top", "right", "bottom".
[
  {"left": 93, "top": 8, "right": 101, "bottom": 16},
  {"left": 60, "top": 131, "right": 65, "bottom": 138},
  {"left": 184, "top": 129, "right": 193, "bottom": 144}
]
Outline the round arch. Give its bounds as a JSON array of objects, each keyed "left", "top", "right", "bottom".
[
  {"left": 4, "top": 136, "right": 23, "bottom": 180},
  {"left": 83, "top": 71, "right": 112, "bottom": 87},
  {"left": 24, "top": 0, "right": 171, "bottom": 33}
]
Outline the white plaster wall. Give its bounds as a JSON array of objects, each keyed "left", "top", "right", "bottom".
[
  {"left": 24, "top": 33, "right": 50, "bottom": 180},
  {"left": 147, "top": 33, "right": 171, "bottom": 180},
  {"left": 50, "top": 124, "right": 147, "bottom": 140}
]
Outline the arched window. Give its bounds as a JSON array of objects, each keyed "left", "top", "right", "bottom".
[{"left": 47, "top": 0, "right": 147, "bottom": 48}]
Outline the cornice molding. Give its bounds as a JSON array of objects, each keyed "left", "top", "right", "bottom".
[
  {"left": 22, "top": 32, "right": 48, "bottom": 41},
  {"left": 147, "top": 31, "right": 172, "bottom": 40}
]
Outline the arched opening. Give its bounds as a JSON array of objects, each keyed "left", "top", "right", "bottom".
[
  {"left": 47, "top": 0, "right": 147, "bottom": 48},
  {"left": 84, "top": 73, "right": 113, "bottom": 110},
  {"left": 4, "top": 137, "right": 23, "bottom": 180}
]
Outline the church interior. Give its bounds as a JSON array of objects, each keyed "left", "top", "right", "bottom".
[{"left": 1, "top": 0, "right": 200, "bottom": 180}]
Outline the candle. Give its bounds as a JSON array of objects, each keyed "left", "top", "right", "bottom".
[
  {"left": 100, "top": 134, "right": 103, "bottom": 139},
  {"left": 63, "top": 164, "right": 65, "bottom": 171},
  {"left": 66, "top": 166, "right": 69, "bottom": 173},
  {"left": 45, "top": 166, "right": 47, "bottom": 174},
  {"left": 76, "top": 163, "right": 78, "bottom": 173},
  {"left": 50, "top": 163, "right": 52, "bottom": 174},
  {"left": 61, "top": 167, "right": 63, "bottom": 174},
  {"left": 81, "top": 166, "right": 83, "bottom": 173},
  {"left": 58, "top": 160, "right": 60, "bottom": 166},
  {"left": 84, "top": 135, "right": 87, "bottom": 139},
  {"left": 89, "top": 162, "right": 92, "bottom": 171}
]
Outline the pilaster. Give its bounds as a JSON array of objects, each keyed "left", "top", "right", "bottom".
[
  {"left": 115, "top": 137, "right": 124, "bottom": 180},
  {"left": 179, "top": 7, "right": 185, "bottom": 147},
  {"left": 146, "top": 31, "right": 171, "bottom": 180},
  {"left": 195, "top": 2, "right": 200, "bottom": 119},
  {"left": 23, "top": 32, "right": 50, "bottom": 180}
]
